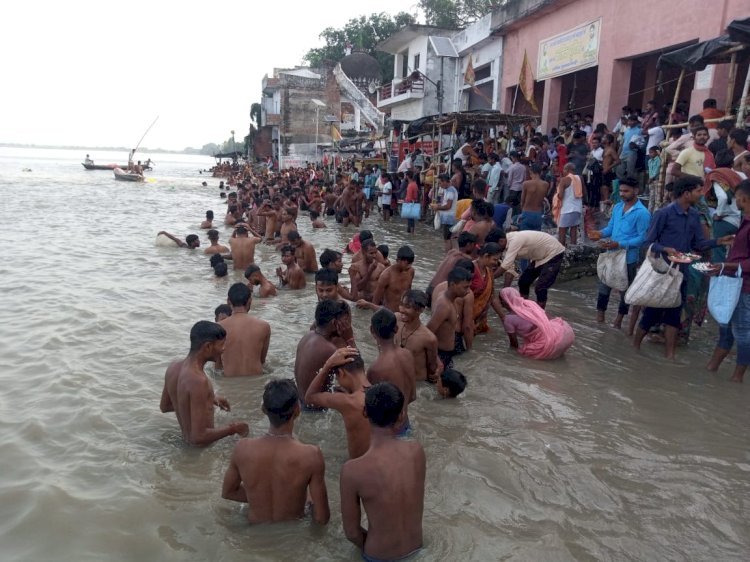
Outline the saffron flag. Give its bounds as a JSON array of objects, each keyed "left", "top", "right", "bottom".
[
  {"left": 331, "top": 125, "right": 342, "bottom": 142},
  {"left": 464, "top": 57, "right": 475, "bottom": 87},
  {"left": 519, "top": 50, "right": 539, "bottom": 112}
]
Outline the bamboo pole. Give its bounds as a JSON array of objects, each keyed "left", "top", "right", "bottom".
[
  {"left": 653, "top": 68, "right": 685, "bottom": 212},
  {"left": 726, "top": 52, "right": 738, "bottom": 115},
  {"left": 737, "top": 68, "right": 750, "bottom": 128}
]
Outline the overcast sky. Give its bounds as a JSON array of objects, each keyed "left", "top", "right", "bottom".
[{"left": 1, "top": 0, "right": 419, "bottom": 151}]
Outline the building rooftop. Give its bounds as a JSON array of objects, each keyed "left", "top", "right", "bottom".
[{"left": 377, "top": 24, "right": 460, "bottom": 54}]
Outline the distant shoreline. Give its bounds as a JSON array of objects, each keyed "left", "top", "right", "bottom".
[{"left": 0, "top": 143, "right": 208, "bottom": 155}]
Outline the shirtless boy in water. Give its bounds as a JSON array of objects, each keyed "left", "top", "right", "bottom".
[
  {"left": 204, "top": 229, "right": 230, "bottom": 255},
  {"left": 288, "top": 231, "right": 318, "bottom": 273},
  {"left": 396, "top": 290, "right": 440, "bottom": 383},
  {"left": 305, "top": 347, "right": 371, "bottom": 459},
  {"left": 222, "top": 379, "right": 330, "bottom": 525},
  {"left": 366, "top": 309, "right": 416, "bottom": 435},
  {"left": 350, "top": 239, "right": 385, "bottom": 301},
  {"left": 245, "top": 264, "right": 277, "bottom": 298},
  {"left": 276, "top": 245, "right": 306, "bottom": 289},
  {"left": 340, "top": 383, "right": 425, "bottom": 561},
  {"left": 157, "top": 231, "right": 200, "bottom": 249},
  {"left": 160, "top": 321, "right": 249, "bottom": 446},
  {"left": 427, "top": 267, "right": 472, "bottom": 369},
  {"left": 228, "top": 224, "right": 262, "bottom": 270},
  {"left": 219, "top": 283, "right": 271, "bottom": 377},
  {"left": 372, "top": 245, "right": 415, "bottom": 311}
]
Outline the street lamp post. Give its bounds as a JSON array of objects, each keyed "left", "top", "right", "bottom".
[{"left": 231, "top": 130, "right": 236, "bottom": 155}]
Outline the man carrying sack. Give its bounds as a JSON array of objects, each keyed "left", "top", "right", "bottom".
[
  {"left": 589, "top": 177, "right": 651, "bottom": 332},
  {"left": 632, "top": 176, "right": 735, "bottom": 360}
]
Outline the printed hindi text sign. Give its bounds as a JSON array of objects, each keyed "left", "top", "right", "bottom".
[{"left": 537, "top": 19, "right": 601, "bottom": 80}]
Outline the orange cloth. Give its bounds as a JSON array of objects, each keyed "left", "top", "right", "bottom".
[
  {"left": 552, "top": 174, "right": 582, "bottom": 224},
  {"left": 700, "top": 108, "right": 725, "bottom": 128}
]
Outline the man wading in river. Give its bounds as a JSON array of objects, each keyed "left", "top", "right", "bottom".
[{"left": 160, "top": 321, "right": 249, "bottom": 446}]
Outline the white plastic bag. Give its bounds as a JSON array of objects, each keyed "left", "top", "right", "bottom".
[
  {"left": 624, "top": 246, "right": 683, "bottom": 308},
  {"left": 596, "top": 249, "right": 628, "bottom": 291},
  {"left": 708, "top": 264, "right": 743, "bottom": 325}
]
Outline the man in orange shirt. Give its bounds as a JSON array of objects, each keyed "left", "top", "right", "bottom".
[{"left": 699, "top": 98, "right": 725, "bottom": 129}]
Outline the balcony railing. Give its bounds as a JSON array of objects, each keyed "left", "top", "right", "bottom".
[{"left": 379, "top": 76, "right": 425, "bottom": 102}]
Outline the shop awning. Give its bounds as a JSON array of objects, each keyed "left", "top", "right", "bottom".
[
  {"left": 213, "top": 151, "right": 245, "bottom": 159},
  {"left": 401, "top": 110, "right": 538, "bottom": 136},
  {"left": 727, "top": 16, "right": 750, "bottom": 45},
  {"left": 656, "top": 36, "right": 749, "bottom": 71}
]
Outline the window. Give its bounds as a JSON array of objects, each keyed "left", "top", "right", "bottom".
[
  {"left": 414, "top": 53, "right": 421, "bottom": 71},
  {"left": 401, "top": 50, "right": 409, "bottom": 78},
  {"left": 474, "top": 63, "right": 491, "bottom": 82}
]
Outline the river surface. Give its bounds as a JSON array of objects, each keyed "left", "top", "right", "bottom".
[{"left": 0, "top": 147, "right": 748, "bottom": 561}]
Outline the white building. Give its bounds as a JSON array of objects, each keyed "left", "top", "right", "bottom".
[{"left": 376, "top": 18, "right": 504, "bottom": 121}]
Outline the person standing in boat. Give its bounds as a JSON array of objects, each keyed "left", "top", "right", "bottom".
[
  {"left": 84, "top": 154, "right": 93, "bottom": 165},
  {"left": 128, "top": 148, "right": 135, "bottom": 171}
]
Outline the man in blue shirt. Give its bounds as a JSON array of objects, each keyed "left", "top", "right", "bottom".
[
  {"left": 589, "top": 177, "right": 651, "bottom": 330},
  {"left": 619, "top": 114, "right": 643, "bottom": 161},
  {"left": 633, "top": 176, "right": 734, "bottom": 359}
]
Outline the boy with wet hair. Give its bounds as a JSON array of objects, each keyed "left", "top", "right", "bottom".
[
  {"left": 160, "top": 321, "right": 248, "bottom": 446},
  {"left": 340, "top": 382, "right": 425, "bottom": 562},
  {"left": 276, "top": 245, "right": 306, "bottom": 289},
  {"left": 361, "top": 245, "right": 416, "bottom": 312},
  {"left": 396, "top": 289, "right": 439, "bottom": 383},
  {"left": 315, "top": 268, "right": 340, "bottom": 302},
  {"left": 437, "top": 368, "right": 467, "bottom": 398},
  {"left": 219, "top": 283, "right": 271, "bottom": 376},
  {"left": 366, "top": 309, "right": 416, "bottom": 435},
  {"left": 201, "top": 210, "right": 214, "bottom": 229},
  {"left": 213, "top": 261, "right": 228, "bottom": 277},
  {"left": 214, "top": 304, "right": 232, "bottom": 322},
  {"left": 304, "top": 347, "right": 371, "bottom": 458},
  {"left": 157, "top": 231, "right": 200, "bottom": 249},
  {"left": 310, "top": 210, "right": 326, "bottom": 229},
  {"left": 205, "top": 229, "right": 229, "bottom": 255},
  {"left": 222, "top": 379, "right": 330, "bottom": 525},
  {"left": 244, "top": 264, "right": 277, "bottom": 298}
]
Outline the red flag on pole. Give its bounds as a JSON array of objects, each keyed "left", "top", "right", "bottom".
[{"left": 519, "top": 50, "right": 539, "bottom": 112}]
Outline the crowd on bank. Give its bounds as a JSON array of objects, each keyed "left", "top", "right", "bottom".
[{"left": 155, "top": 95, "right": 750, "bottom": 561}]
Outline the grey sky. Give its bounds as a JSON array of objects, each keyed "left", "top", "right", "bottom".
[{"left": 1, "top": 0, "right": 418, "bottom": 150}]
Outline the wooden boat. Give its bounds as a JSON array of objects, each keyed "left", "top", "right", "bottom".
[
  {"left": 83, "top": 163, "right": 124, "bottom": 170},
  {"left": 113, "top": 167, "right": 144, "bottom": 182},
  {"left": 83, "top": 162, "right": 152, "bottom": 171}
]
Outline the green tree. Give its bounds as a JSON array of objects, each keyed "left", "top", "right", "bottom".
[
  {"left": 303, "top": 12, "right": 416, "bottom": 83},
  {"left": 250, "top": 103, "right": 262, "bottom": 130},
  {"left": 419, "top": 0, "right": 504, "bottom": 28}
]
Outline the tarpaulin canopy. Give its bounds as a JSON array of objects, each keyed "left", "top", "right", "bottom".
[
  {"left": 727, "top": 16, "right": 750, "bottom": 45},
  {"left": 656, "top": 36, "right": 749, "bottom": 71},
  {"left": 403, "top": 110, "right": 537, "bottom": 136},
  {"left": 212, "top": 151, "right": 245, "bottom": 159}
]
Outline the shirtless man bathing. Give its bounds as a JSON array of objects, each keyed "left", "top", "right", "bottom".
[
  {"left": 305, "top": 347, "right": 371, "bottom": 459},
  {"left": 340, "top": 382, "right": 425, "bottom": 562},
  {"left": 222, "top": 379, "right": 330, "bottom": 525},
  {"left": 160, "top": 321, "right": 249, "bottom": 446}
]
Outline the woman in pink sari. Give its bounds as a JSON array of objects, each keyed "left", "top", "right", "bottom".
[{"left": 498, "top": 287, "right": 575, "bottom": 359}]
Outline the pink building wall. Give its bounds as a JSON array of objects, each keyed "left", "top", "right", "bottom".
[{"left": 501, "top": 0, "right": 749, "bottom": 130}]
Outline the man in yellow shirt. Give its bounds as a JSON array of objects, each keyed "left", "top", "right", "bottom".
[{"left": 673, "top": 127, "right": 711, "bottom": 179}]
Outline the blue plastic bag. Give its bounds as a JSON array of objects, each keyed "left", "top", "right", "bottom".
[
  {"left": 708, "top": 264, "right": 743, "bottom": 325},
  {"left": 401, "top": 202, "right": 421, "bottom": 220}
]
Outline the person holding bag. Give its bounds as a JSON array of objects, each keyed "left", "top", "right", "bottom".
[
  {"left": 589, "top": 177, "right": 651, "bottom": 331},
  {"left": 633, "top": 176, "right": 735, "bottom": 360},
  {"left": 402, "top": 170, "right": 420, "bottom": 234},
  {"left": 705, "top": 180, "right": 750, "bottom": 382}
]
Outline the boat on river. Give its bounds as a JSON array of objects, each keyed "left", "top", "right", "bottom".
[
  {"left": 83, "top": 162, "right": 152, "bottom": 171},
  {"left": 83, "top": 163, "right": 125, "bottom": 170},
  {"left": 113, "top": 167, "right": 144, "bottom": 182}
]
